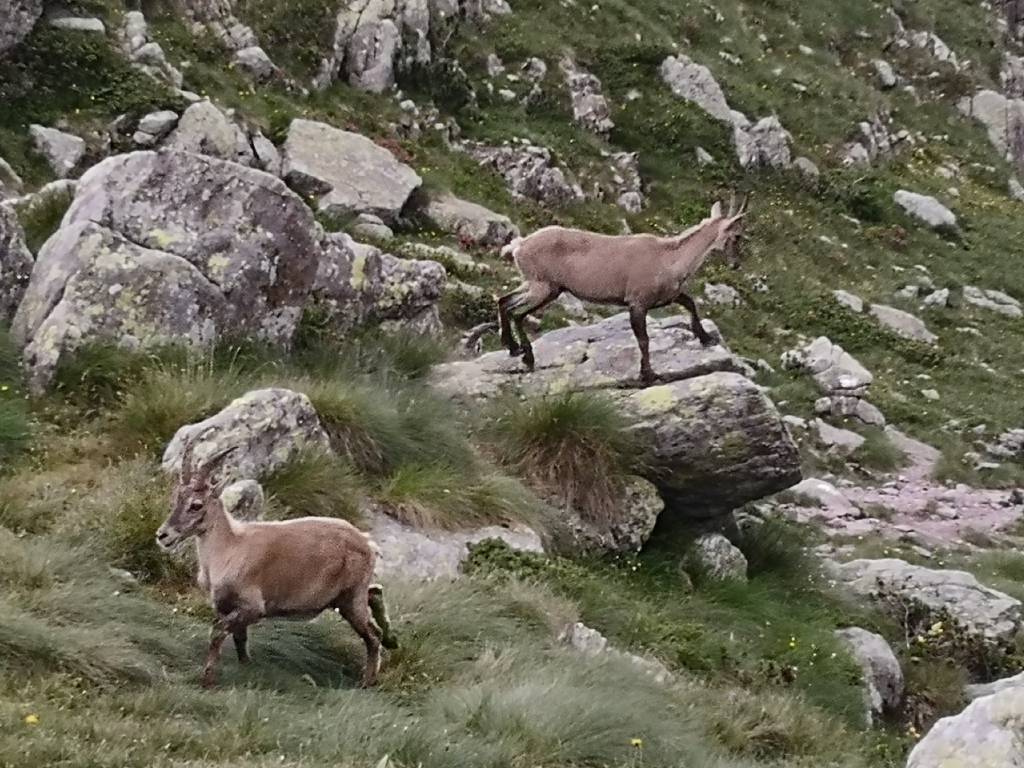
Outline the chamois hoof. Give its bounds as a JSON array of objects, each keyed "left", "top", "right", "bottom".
[
  {"left": 522, "top": 352, "right": 535, "bottom": 372},
  {"left": 640, "top": 371, "right": 658, "bottom": 387},
  {"left": 200, "top": 673, "right": 217, "bottom": 690},
  {"left": 508, "top": 347, "right": 524, "bottom": 358},
  {"left": 698, "top": 335, "right": 716, "bottom": 348}
]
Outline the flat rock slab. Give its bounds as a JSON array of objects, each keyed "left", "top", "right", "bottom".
[
  {"left": 908, "top": 685, "right": 1024, "bottom": 767},
  {"left": 282, "top": 118, "right": 421, "bottom": 224},
  {"left": 870, "top": 303, "right": 938, "bottom": 344},
  {"left": 829, "top": 558, "right": 1022, "bottom": 643}
]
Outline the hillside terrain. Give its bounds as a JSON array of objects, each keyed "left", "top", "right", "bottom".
[{"left": 3, "top": 0, "right": 1024, "bottom": 766}]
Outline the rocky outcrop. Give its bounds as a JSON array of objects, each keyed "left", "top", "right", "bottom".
[
  {"left": 133, "top": 110, "right": 179, "bottom": 147},
  {"left": 422, "top": 192, "right": 518, "bottom": 247},
  {"left": 963, "top": 286, "right": 1022, "bottom": 318},
  {"left": 660, "top": 54, "right": 792, "bottom": 169},
  {"left": 869, "top": 303, "right": 938, "bottom": 344},
  {"left": 829, "top": 558, "right": 1022, "bottom": 644},
  {"left": 0, "top": 157, "right": 23, "bottom": 200},
  {"left": 958, "top": 89, "right": 1024, "bottom": 170},
  {"left": 162, "top": 388, "right": 331, "bottom": 484},
  {"left": 0, "top": 206, "right": 33, "bottom": 323},
  {"left": 29, "top": 125, "right": 85, "bottom": 178},
  {"left": 175, "top": 0, "right": 258, "bottom": 52},
  {"left": 781, "top": 336, "right": 883, "bottom": 425},
  {"left": 312, "top": 232, "right": 445, "bottom": 335},
  {"left": 282, "top": 119, "right": 421, "bottom": 223},
  {"left": 119, "top": 11, "right": 185, "bottom": 89},
  {"left": 893, "top": 190, "right": 956, "bottom": 231},
  {"left": 907, "top": 685, "right": 1024, "bottom": 767},
  {"left": 557, "top": 476, "right": 664, "bottom": 555},
  {"left": 560, "top": 621, "right": 674, "bottom": 685},
  {"left": 433, "top": 313, "right": 801, "bottom": 519},
  {"left": 468, "top": 142, "right": 584, "bottom": 207},
  {"left": 232, "top": 45, "right": 277, "bottom": 82},
  {"left": 835, "top": 627, "right": 904, "bottom": 726},
  {"left": 560, "top": 57, "right": 614, "bottom": 136},
  {"left": 842, "top": 112, "right": 910, "bottom": 166},
  {"left": 0, "top": 0, "right": 42, "bottom": 58},
  {"left": 165, "top": 101, "right": 255, "bottom": 166},
  {"left": 12, "top": 150, "right": 320, "bottom": 390}
]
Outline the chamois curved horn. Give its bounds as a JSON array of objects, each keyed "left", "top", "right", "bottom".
[
  {"left": 728, "top": 192, "right": 738, "bottom": 217},
  {"left": 180, "top": 439, "right": 197, "bottom": 484},
  {"left": 196, "top": 444, "right": 240, "bottom": 485}
]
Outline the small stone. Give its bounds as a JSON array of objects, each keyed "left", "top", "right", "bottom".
[
  {"left": 922, "top": 288, "right": 949, "bottom": 307},
  {"left": 870, "top": 303, "right": 938, "bottom": 344},
  {"left": 835, "top": 627, "right": 904, "bottom": 726},
  {"left": 893, "top": 190, "right": 957, "bottom": 231},
  {"left": 814, "top": 419, "right": 866, "bottom": 454},
  {"left": 792, "top": 156, "right": 820, "bottom": 179},
  {"left": 833, "top": 289, "right": 864, "bottom": 313},
  {"left": 690, "top": 533, "right": 747, "bottom": 582},
  {"left": 29, "top": 124, "right": 86, "bottom": 178},
  {"left": 1010, "top": 177, "right": 1024, "bottom": 202},
  {"left": 137, "top": 110, "right": 179, "bottom": 137},
  {"left": 486, "top": 53, "right": 505, "bottom": 77},
  {"left": 872, "top": 59, "right": 897, "bottom": 89},
  {"left": 49, "top": 16, "right": 105, "bottom": 33},
  {"left": 895, "top": 284, "right": 920, "bottom": 300},
  {"left": 232, "top": 45, "right": 276, "bottom": 81},
  {"left": 351, "top": 213, "right": 395, "bottom": 242},
  {"left": 921, "top": 389, "right": 940, "bottom": 401},
  {"left": 695, "top": 147, "right": 715, "bottom": 166},
  {"left": 704, "top": 282, "right": 740, "bottom": 306}
]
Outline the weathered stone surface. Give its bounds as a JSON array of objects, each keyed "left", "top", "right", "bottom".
[
  {"left": 468, "top": 143, "right": 584, "bottom": 207},
  {"left": 433, "top": 313, "right": 800, "bottom": 517},
  {"left": 842, "top": 111, "right": 908, "bottom": 167},
  {"left": 703, "top": 282, "right": 740, "bottom": 306},
  {"left": 966, "top": 672, "right": 1024, "bottom": 701},
  {"left": 922, "top": 288, "right": 950, "bottom": 308},
  {"left": 0, "top": 157, "right": 23, "bottom": 200},
  {"left": 959, "top": 89, "right": 1024, "bottom": 169},
  {"left": 282, "top": 119, "right": 421, "bottom": 223},
  {"left": 49, "top": 16, "right": 105, "bottom": 33},
  {"left": 814, "top": 419, "right": 866, "bottom": 454},
  {"left": 165, "top": 101, "right": 254, "bottom": 166},
  {"left": 872, "top": 60, "right": 897, "bottom": 89},
  {"left": 792, "top": 156, "right": 820, "bottom": 179},
  {"left": 734, "top": 116, "right": 792, "bottom": 169},
  {"left": 560, "top": 621, "right": 674, "bottom": 684},
  {"left": 560, "top": 57, "right": 614, "bottom": 136},
  {"left": 0, "top": 0, "right": 42, "bottom": 57},
  {"left": 833, "top": 289, "right": 864, "bottom": 313},
  {"left": 963, "top": 286, "right": 1022, "bottom": 318},
  {"left": 29, "top": 125, "right": 85, "bottom": 178},
  {"left": 557, "top": 476, "right": 664, "bottom": 555},
  {"left": 894, "top": 190, "right": 956, "bottom": 230},
  {"left": 163, "top": 388, "right": 332, "bottom": 485},
  {"left": 220, "top": 478, "right": 265, "bottom": 521},
  {"left": 351, "top": 212, "right": 394, "bottom": 241},
  {"left": 870, "top": 304, "right": 938, "bottom": 344},
  {"left": 0, "top": 205, "right": 33, "bottom": 323},
  {"left": 422, "top": 192, "right": 518, "bottom": 247},
  {"left": 118, "top": 11, "right": 184, "bottom": 89},
  {"left": 312, "top": 232, "right": 445, "bottom": 334},
  {"left": 781, "top": 336, "right": 873, "bottom": 395},
  {"left": 829, "top": 558, "right": 1022, "bottom": 643},
  {"left": 907, "top": 686, "right": 1024, "bottom": 767},
  {"left": 12, "top": 150, "right": 320, "bottom": 388},
  {"left": 250, "top": 131, "right": 282, "bottom": 176},
  {"left": 784, "top": 477, "right": 860, "bottom": 516},
  {"left": 18, "top": 222, "right": 228, "bottom": 390},
  {"left": 232, "top": 45, "right": 276, "bottom": 81},
  {"left": 137, "top": 110, "right": 179, "bottom": 138},
  {"left": 691, "top": 533, "right": 747, "bottom": 581},
  {"left": 835, "top": 627, "right": 903, "bottom": 726},
  {"left": 368, "top": 510, "right": 543, "bottom": 582}
]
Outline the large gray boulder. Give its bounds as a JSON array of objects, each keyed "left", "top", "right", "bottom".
[
  {"left": 829, "top": 558, "right": 1022, "bottom": 644},
  {"left": 963, "top": 286, "right": 1023, "bottom": 318},
  {"left": 165, "top": 101, "right": 255, "bottom": 166},
  {"left": 282, "top": 119, "right": 421, "bottom": 223},
  {"left": 12, "top": 150, "right": 321, "bottom": 390},
  {"left": 0, "top": 206, "right": 33, "bottom": 322},
  {"left": 870, "top": 304, "right": 938, "bottom": 344},
  {"left": 313, "top": 232, "right": 445, "bottom": 335},
  {"left": 422, "top": 192, "right": 518, "bottom": 247},
  {"left": 433, "top": 313, "right": 801, "bottom": 518},
  {"left": 162, "top": 388, "right": 332, "bottom": 485},
  {"left": 959, "top": 89, "right": 1024, "bottom": 169},
  {"left": 907, "top": 686, "right": 1024, "bottom": 767},
  {"left": 0, "top": 0, "right": 42, "bottom": 58},
  {"left": 835, "top": 627, "right": 904, "bottom": 726}
]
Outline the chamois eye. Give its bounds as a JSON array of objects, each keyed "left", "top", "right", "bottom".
[{"left": 189, "top": 499, "right": 204, "bottom": 511}]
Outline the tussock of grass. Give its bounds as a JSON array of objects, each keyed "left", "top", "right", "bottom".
[
  {"left": 15, "top": 182, "right": 74, "bottom": 254},
  {"left": 263, "top": 449, "right": 363, "bottom": 523},
  {"left": 738, "top": 518, "right": 811, "bottom": 579},
  {"left": 482, "top": 392, "right": 644, "bottom": 525},
  {"left": 856, "top": 428, "right": 907, "bottom": 473}
]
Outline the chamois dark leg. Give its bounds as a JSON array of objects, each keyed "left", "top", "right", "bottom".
[
  {"left": 203, "top": 589, "right": 259, "bottom": 688},
  {"left": 629, "top": 306, "right": 655, "bottom": 384},
  {"left": 202, "top": 620, "right": 230, "bottom": 688},
  {"left": 497, "top": 289, "right": 523, "bottom": 356},
  {"left": 233, "top": 627, "right": 250, "bottom": 664},
  {"left": 678, "top": 291, "right": 714, "bottom": 347},
  {"left": 336, "top": 591, "right": 383, "bottom": 688},
  {"left": 511, "top": 283, "right": 561, "bottom": 372}
]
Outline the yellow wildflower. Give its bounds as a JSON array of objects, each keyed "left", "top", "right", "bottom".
[
  {"left": 24, "top": 714, "right": 39, "bottom": 726},
  {"left": 630, "top": 738, "right": 643, "bottom": 748}
]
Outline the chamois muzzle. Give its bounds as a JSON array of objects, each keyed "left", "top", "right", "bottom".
[{"left": 155, "top": 524, "right": 182, "bottom": 551}]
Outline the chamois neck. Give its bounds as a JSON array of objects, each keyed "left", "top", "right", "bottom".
[
  {"left": 663, "top": 218, "right": 721, "bottom": 277},
  {"left": 198, "top": 501, "right": 237, "bottom": 550}
]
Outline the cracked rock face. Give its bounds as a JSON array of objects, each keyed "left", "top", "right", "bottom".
[
  {"left": 432, "top": 313, "right": 801, "bottom": 518},
  {"left": 0, "top": 206, "right": 33, "bottom": 323},
  {"left": 12, "top": 150, "right": 320, "bottom": 390},
  {"left": 468, "top": 142, "right": 584, "bottom": 207},
  {"left": 0, "top": 0, "right": 42, "bottom": 58}
]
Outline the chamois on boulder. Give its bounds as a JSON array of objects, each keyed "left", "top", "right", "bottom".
[
  {"left": 499, "top": 196, "right": 748, "bottom": 383},
  {"left": 156, "top": 444, "right": 397, "bottom": 689}
]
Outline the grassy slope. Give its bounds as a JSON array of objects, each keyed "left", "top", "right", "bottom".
[{"left": 3, "top": 0, "right": 1024, "bottom": 765}]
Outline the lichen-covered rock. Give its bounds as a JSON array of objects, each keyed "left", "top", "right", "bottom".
[
  {"left": 165, "top": 101, "right": 255, "bottom": 166},
  {"left": 0, "top": 205, "right": 33, "bottom": 323},
  {"left": 29, "top": 125, "right": 85, "bottom": 178},
  {"left": 163, "top": 388, "right": 332, "bottom": 484},
  {"left": 434, "top": 313, "right": 801, "bottom": 518},
  {"left": 118, "top": 11, "right": 184, "bottom": 89},
  {"left": 312, "top": 232, "right": 445, "bottom": 334},
  {"left": 907, "top": 685, "right": 1024, "bottom": 767},
  {"left": 690, "top": 533, "right": 747, "bottom": 581},
  {"left": 422, "top": 192, "right": 518, "bottom": 247},
  {"left": 12, "top": 150, "right": 320, "bottom": 388},
  {"left": 835, "top": 627, "right": 904, "bottom": 726},
  {"left": 557, "top": 476, "right": 664, "bottom": 555},
  {"left": 282, "top": 119, "right": 421, "bottom": 223},
  {"left": 468, "top": 143, "right": 584, "bottom": 207},
  {"left": 367, "top": 509, "right": 543, "bottom": 582},
  {"left": 734, "top": 116, "right": 792, "bottom": 169},
  {"left": 870, "top": 303, "right": 938, "bottom": 344},
  {"left": 893, "top": 190, "right": 956, "bottom": 231},
  {"left": 17, "top": 222, "right": 230, "bottom": 390},
  {"left": 828, "top": 558, "right": 1022, "bottom": 643},
  {"left": 963, "top": 286, "right": 1022, "bottom": 318},
  {"left": 0, "top": 0, "right": 42, "bottom": 58}
]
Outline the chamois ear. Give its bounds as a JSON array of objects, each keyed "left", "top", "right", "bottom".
[{"left": 710, "top": 201, "right": 724, "bottom": 218}]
